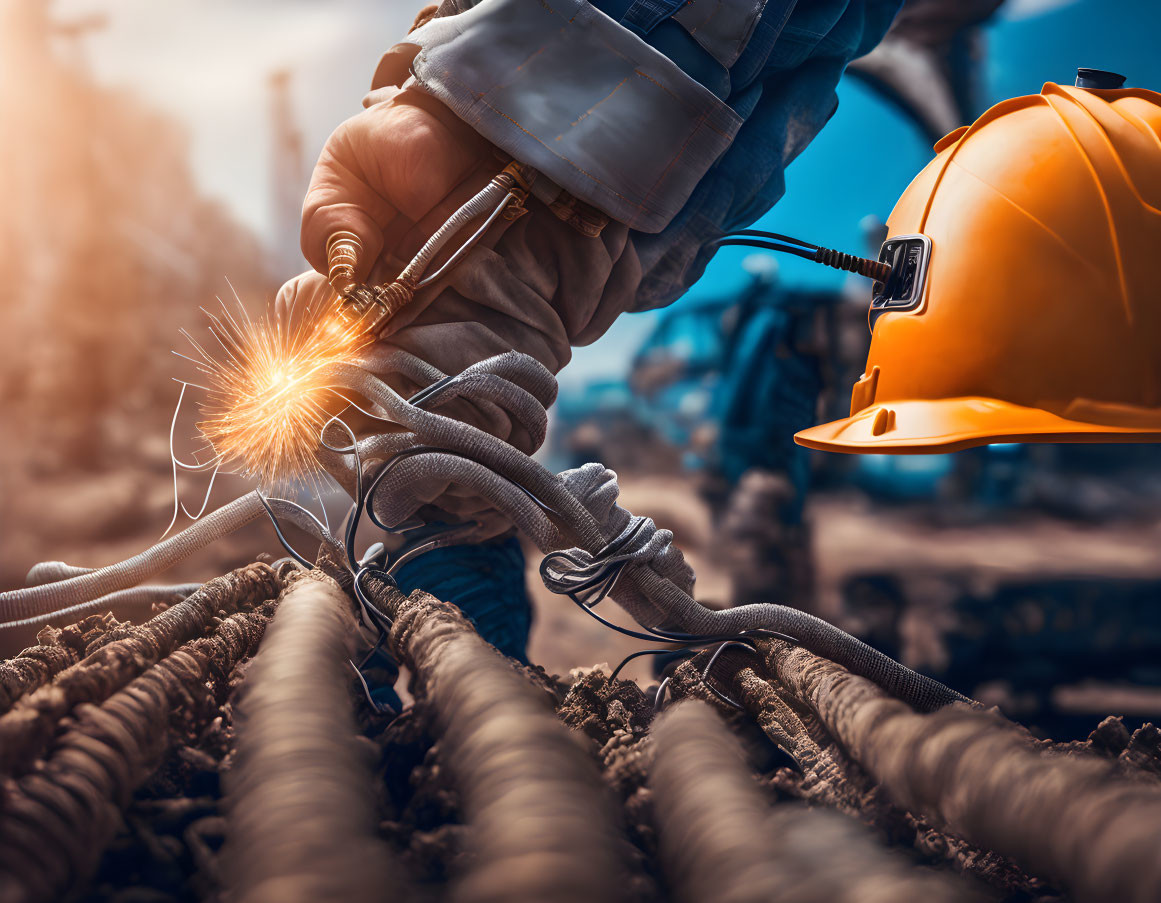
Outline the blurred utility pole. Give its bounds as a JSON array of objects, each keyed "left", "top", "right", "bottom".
[
  {"left": 268, "top": 69, "right": 308, "bottom": 278},
  {"left": 53, "top": 10, "right": 108, "bottom": 69}
]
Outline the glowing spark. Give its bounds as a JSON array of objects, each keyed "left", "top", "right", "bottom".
[{"left": 185, "top": 294, "right": 372, "bottom": 490}]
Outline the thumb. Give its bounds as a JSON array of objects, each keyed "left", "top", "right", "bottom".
[
  {"left": 300, "top": 106, "right": 399, "bottom": 279},
  {"left": 300, "top": 91, "right": 490, "bottom": 281}
]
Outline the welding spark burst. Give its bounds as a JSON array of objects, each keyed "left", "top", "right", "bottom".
[{"left": 181, "top": 295, "right": 372, "bottom": 490}]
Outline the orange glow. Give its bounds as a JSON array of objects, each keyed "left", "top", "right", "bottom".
[{"left": 185, "top": 297, "right": 371, "bottom": 489}]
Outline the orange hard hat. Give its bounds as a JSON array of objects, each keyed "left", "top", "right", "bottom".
[{"left": 796, "top": 72, "right": 1161, "bottom": 454}]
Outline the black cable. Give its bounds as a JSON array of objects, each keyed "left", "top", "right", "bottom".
[
  {"left": 708, "top": 228, "right": 892, "bottom": 282},
  {"left": 361, "top": 446, "right": 438, "bottom": 533},
  {"left": 700, "top": 640, "right": 763, "bottom": 710},
  {"left": 709, "top": 237, "right": 821, "bottom": 262},
  {"left": 256, "top": 493, "right": 315, "bottom": 570},
  {"left": 713, "top": 228, "right": 817, "bottom": 249},
  {"left": 608, "top": 636, "right": 767, "bottom": 682},
  {"left": 555, "top": 572, "right": 799, "bottom": 650},
  {"left": 558, "top": 585, "right": 694, "bottom": 644},
  {"left": 405, "top": 374, "right": 460, "bottom": 408},
  {"left": 609, "top": 648, "right": 675, "bottom": 681}
]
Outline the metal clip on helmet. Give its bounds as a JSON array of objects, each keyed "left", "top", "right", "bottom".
[{"left": 796, "top": 69, "right": 1161, "bottom": 454}]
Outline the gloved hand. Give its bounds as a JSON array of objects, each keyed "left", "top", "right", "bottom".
[
  {"left": 273, "top": 28, "right": 512, "bottom": 431},
  {"left": 275, "top": 14, "right": 640, "bottom": 388},
  {"left": 272, "top": 74, "right": 527, "bottom": 449},
  {"left": 274, "top": 16, "right": 496, "bottom": 330},
  {"left": 274, "top": 4, "right": 641, "bottom": 535},
  {"left": 297, "top": 82, "right": 494, "bottom": 288}
]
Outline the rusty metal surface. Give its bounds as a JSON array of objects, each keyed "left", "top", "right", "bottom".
[
  {"left": 760, "top": 639, "right": 1161, "bottom": 903},
  {"left": 0, "top": 615, "right": 110, "bottom": 713},
  {"left": 650, "top": 700, "right": 975, "bottom": 903}
]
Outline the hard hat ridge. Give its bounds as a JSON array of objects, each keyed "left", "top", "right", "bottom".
[{"left": 796, "top": 77, "right": 1161, "bottom": 454}]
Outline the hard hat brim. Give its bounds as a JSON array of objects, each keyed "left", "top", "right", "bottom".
[{"left": 794, "top": 396, "right": 1161, "bottom": 455}]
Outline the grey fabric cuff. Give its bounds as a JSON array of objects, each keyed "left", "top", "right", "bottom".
[{"left": 401, "top": 0, "right": 743, "bottom": 233}]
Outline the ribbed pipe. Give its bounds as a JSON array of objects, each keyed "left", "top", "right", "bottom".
[
  {"left": 24, "top": 562, "right": 95, "bottom": 586},
  {"left": 0, "top": 603, "right": 274, "bottom": 903},
  {"left": 222, "top": 573, "right": 406, "bottom": 903},
  {"left": 0, "top": 493, "right": 265, "bottom": 623},
  {"left": 329, "top": 361, "right": 968, "bottom": 711},
  {"left": 764, "top": 640, "right": 1161, "bottom": 903},
  {"left": 0, "top": 563, "right": 280, "bottom": 772},
  {"left": 384, "top": 585, "right": 629, "bottom": 903},
  {"left": 0, "top": 495, "right": 339, "bottom": 628},
  {"left": 650, "top": 700, "right": 972, "bottom": 903},
  {"left": 0, "top": 584, "right": 201, "bottom": 633}
]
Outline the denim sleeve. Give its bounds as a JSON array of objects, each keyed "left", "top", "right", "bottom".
[
  {"left": 400, "top": 0, "right": 744, "bottom": 233},
  {"left": 631, "top": 0, "right": 902, "bottom": 309}
]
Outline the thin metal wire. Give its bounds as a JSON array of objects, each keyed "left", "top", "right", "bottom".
[
  {"left": 700, "top": 641, "right": 763, "bottom": 710},
  {"left": 162, "top": 380, "right": 225, "bottom": 539},
  {"left": 386, "top": 523, "right": 481, "bottom": 577},
  {"left": 653, "top": 676, "right": 672, "bottom": 713},
  {"left": 256, "top": 493, "right": 315, "bottom": 570},
  {"left": 323, "top": 375, "right": 480, "bottom": 566},
  {"left": 539, "top": 518, "right": 649, "bottom": 608},
  {"left": 270, "top": 556, "right": 306, "bottom": 573},
  {"left": 178, "top": 462, "right": 222, "bottom": 520},
  {"left": 320, "top": 417, "right": 366, "bottom": 574},
  {"left": 415, "top": 193, "right": 514, "bottom": 289},
  {"left": 352, "top": 566, "right": 396, "bottom": 659},
  {"left": 348, "top": 660, "right": 397, "bottom": 715}
]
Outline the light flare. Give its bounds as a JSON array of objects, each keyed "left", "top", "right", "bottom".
[{"left": 183, "top": 295, "right": 372, "bottom": 490}]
